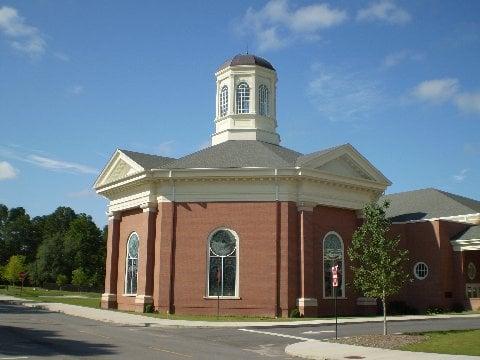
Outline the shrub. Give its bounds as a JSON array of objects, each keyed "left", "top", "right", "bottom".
[
  {"left": 289, "top": 307, "right": 301, "bottom": 318},
  {"left": 426, "top": 305, "right": 444, "bottom": 315},
  {"left": 388, "top": 301, "right": 418, "bottom": 315},
  {"left": 71, "top": 268, "right": 89, "bottom": 288},
  {"left": 56, "top": 274, "right": 68, "bottom": 289},
  {"left": 450, "top": 302, "right": 464, "bottom": 313},
  {"left": 144, "top": 304, "right": 154, "bottom": 313}
]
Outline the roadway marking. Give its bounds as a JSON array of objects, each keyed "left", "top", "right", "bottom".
[
  {"left": 0, "top": 357, "right": 29, "bottom": 359},
  {"left": 148, "top": 346, "right": 192, "bottom": 358},
  {"left": 238, "top": 328, "right": 313, "bottom": 341},
  {"left": 78, "top": 330, "right": 111, "bottom": 339},
  {"left": 303, "top": 330, "right": 335, "bottom": 334}
]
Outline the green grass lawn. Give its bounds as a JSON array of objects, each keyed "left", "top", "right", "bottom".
[
  {"left": 401, "top": 329, "right": 480, "bottom": 356},
  {"left": 0, "top": 286, "right": 101, "bottom": 309}
]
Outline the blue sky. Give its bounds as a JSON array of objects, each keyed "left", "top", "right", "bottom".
[{"left": 0, "top": 0, "right": 479, "bottom": 226}]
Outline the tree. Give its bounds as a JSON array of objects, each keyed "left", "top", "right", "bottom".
[
  {"left": 4, "top": 255, "right": 26, "bottom": 286},
  {"left": 348, "top": 201, "right": 409, "bottom": 335},
  {"left": 56, "top": 274, "right": 68, "bottom": 289},
  {"left": 63, "top": 214, "right": 103, "bottom": 282},
  {"left": 71, "top": 268, "right": 89, "bottom": 288},
  {"left": 0, "top": 207, "right": 36, "bottom": 264}
]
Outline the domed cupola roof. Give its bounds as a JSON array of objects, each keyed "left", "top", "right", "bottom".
[{"left": 217, "top": 54, "right": 275, "bottom": 71}]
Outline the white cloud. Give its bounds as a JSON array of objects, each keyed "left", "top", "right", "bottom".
[
  {"left": 412, "top": 78, "right": 459, "bottom": 103},
  {"left": 453, "top": 169, "right": 468, "bottom": 182},
  {"left": 0, "top": 161, "right": 18, "bottom": 180},
  {"left": 411, "top": 78, "right": 480, "bottom": 115},
  {"left": 239, "top": 0, "right": 347, "bottom": 51},
  {"left": 308, "top": 64, "right": 383, "bottom": 122},
  {"left": 68, "top": 85, "right": 84, "bottom": 96},
  {"left": 0, "top": 6, "right": 46, "bottom": 57},
  {"left": 455, "top": 92, "right": 480, "bottom": 114},
  {"left": 357, "top": 1, "right": 411, "bottom": 24},
  {"left": 382, "top": 50, "right": 424, "bottom": 68},
  {"left": 26, "top": 154, "right": 97, "bottom": 174}
]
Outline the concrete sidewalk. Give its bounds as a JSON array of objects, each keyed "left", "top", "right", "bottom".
[
  {"left": 1, "top": 294, "right": 480, "bottom": 328},
  {"left": 285, "top": 340, "right": 480, "bottom": 360}
]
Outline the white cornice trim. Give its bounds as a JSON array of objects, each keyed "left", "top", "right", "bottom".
[
  {"left": 392, "top": 213, "right": 480, "bottom": 225},
  {"left": 450, "top": 238, "right": 480, "bottom": 251}
]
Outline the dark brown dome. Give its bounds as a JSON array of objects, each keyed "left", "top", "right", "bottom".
[{"left": 217, "top": 54, "right": 275, "bottom": 71}]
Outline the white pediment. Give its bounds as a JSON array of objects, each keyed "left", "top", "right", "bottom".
[
  {"left": 317, "top": 154, "right": 373, "bottom": 180},
  {"left": 300, "top": 144, "right": 391, "bottom": 186},
  {"left": 94, "top": 150, "right": 145, "bottom": 189}
]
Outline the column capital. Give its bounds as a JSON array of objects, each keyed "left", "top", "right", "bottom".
[
  {"left": 107, "top": 211, "right": 121, "bottom": 221},
  {"left": 298, "top": 201, "right": 316, "bottom": 212},
  {"left": 140, "top": 202, "right": 158, "bottom": 213}
]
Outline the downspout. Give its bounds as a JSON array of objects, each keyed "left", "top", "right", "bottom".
[
  {"left": 168, "top": 170, "right": 176, "bottom": 313},
  {"left": 275, "top": 169, "right": 281, "bottom": 317}
]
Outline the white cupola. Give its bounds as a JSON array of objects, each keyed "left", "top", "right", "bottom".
[{"left": 211, "top": 54, "right": 280, "bottom": 146}]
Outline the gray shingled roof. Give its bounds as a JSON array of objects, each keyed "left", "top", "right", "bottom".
[
  {"left": 120, "top": 140, "right": 361, "bottom": 170},
  {"left": 452, "top": 225, "right": 480, "bottom": 241},
  {"left": 381, "top": 188, "right": 480, "bottom": 222},
  {"left": 166, "top": 141, "right": 301, "bottom": 169},
  {"left": 120, "top": 150, "right": 175, "bottom": 169},
  {"left": 218, "top": 54, "right": 275, "bottom": 72}
]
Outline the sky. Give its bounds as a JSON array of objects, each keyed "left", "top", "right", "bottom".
[{"left": 0, "top": 0, "right": 479, "bottom": 226}]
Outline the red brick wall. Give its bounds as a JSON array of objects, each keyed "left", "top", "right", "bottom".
[
  {"left": 171, "top": 201, "right": 288, "bottom": 317},
  {"left": 390, "top": 220, "right": 470, "bottom": 312},
  {"left": 116, "top": 208, "right": 149, "bottom": 311},
  {"left": 312, "top": 205, "right": 360, "bottom": 317}
]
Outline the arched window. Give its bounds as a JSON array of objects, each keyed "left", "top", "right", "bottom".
[
  {"left": 207, "top": 229, "right": 238, "bottom": 297},
  {"left": 236, "top": 82, "right": 250, "bottom": 114},
  {"left": 323, "top": 232, "right": 345, "bottom": 298},
  {"left": 219, "top": 85, "right": 228, "bottom": 117},
  {"left": 125, "top": 232, "right": 139, "bottom": 295},
  {"left": 258, "top": 84, "right": 269, "bottom": 116}
]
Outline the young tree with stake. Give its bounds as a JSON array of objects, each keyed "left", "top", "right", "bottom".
[{"left": 348, "top": 201, "right": 409, "bottom": 335}]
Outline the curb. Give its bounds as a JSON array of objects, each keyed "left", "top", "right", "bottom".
[{"left": 2, "top": 296, "right": 480, "bottom": 328}]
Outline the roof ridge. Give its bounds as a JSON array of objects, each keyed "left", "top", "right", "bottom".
[{"left": 120, "top": 149, "right": 175, "bottom": 160}]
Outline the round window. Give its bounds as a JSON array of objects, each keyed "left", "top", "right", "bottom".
[
  {"left": 414, "top": 262, "right": 428, "bottom": 280},
  {"left": 210, "top": 230, "right": 236, "bottom": 256},
  {"left": 467, "top": 262, "right": 477, "bottom": 280}
]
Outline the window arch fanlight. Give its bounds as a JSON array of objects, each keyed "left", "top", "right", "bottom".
[
  {"left": 125, "top": 232, "right": 139, "bottom": 295},
  {"left": 235, "top": 82, "right": 250, "bottom": 114},
  {"left": 258, "top": 84, "right": 269, "bottom": 116},
  {"left": 207, "top": 229, "right": 238, "bottom": 297},
  {"left": 323, "top": 232, "right": 345, "bottom": 298},
  {"left": 219, "top": 85, "right": 228, "bottom": 117}
]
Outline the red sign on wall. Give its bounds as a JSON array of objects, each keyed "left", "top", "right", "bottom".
[{"left": 331, "top": 265, "right": 339, "bottom": 288}]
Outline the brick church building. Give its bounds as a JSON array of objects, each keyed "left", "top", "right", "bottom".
[{"left": 94, "top": 54, "right": 480, "bottom": 317}]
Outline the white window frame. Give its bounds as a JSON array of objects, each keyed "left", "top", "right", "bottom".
[
  {"left": 258, "top": 84, "right": 269, "bottom": 116},
  {"left": 235, "top": 82, "right": 250, "bottom": 114},
  {"left": 322, "top": 231, "right": 346, "bottom": 299},
  {"left": 413, "top": 261, "right": 428, "bottom": 280},
  {"left": 219, "top": 85, "right": 228, "bottom": 117},
  {"left": 124, "top": 232, "right": 139, "bottom": 296},
  {"left": 206, "top": 228, "right": 240, "bottom": 299}
]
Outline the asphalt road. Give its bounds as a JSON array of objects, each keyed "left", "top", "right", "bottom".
[{"left": 1, "top": 302, "right": 479, "bottom": 359}]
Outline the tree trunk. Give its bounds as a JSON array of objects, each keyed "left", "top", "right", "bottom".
[{"left": 382, "top": 290, "right": 387, "bottom": 335}]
